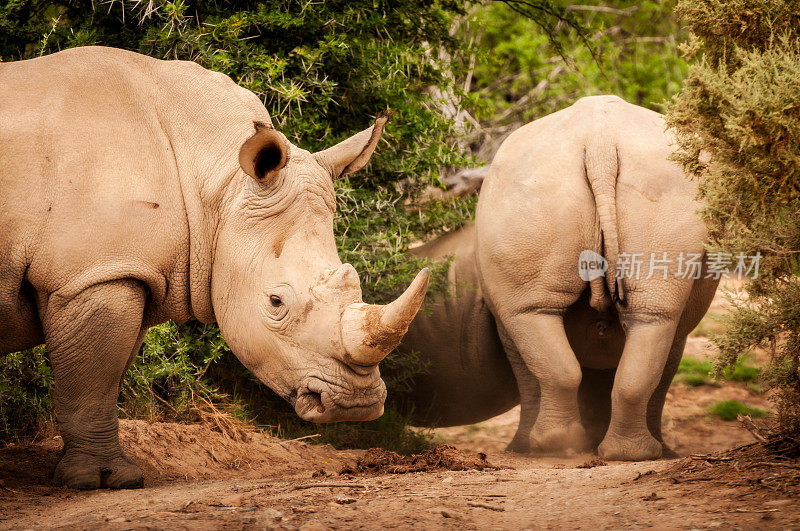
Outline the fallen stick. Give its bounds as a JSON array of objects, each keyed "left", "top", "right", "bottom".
[
  {"left": 468, "top": 502, "right": 505, "bottom": 512},
  {"left": 690, "top": 455, "right": 733, "bottom": 462},
  {"left": 286, "top": 434, "right": 322, "bottom": 443},
  {"left": 737, "top": 414, "right": 768, "bottom": 443},
  {"left": 291, "top": 482, "right": 367, "bottom": 491}
]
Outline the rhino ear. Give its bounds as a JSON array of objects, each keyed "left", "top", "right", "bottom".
[
  {"left": 239, "top": 122, "right": 290, "bottom": 182},
  {"left": 313, "top": 112, "right": 389, "bottom": 180}
]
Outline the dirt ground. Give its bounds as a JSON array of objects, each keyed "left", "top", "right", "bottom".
[
  {"left": 1, "top": 417, "right": 798, "bottom": 530},
  {"left": 1, "top": 286, "right": 798, "bottom": 529},
  {"left": 1, "top": 344, "right": 797, "bottom": 530}
]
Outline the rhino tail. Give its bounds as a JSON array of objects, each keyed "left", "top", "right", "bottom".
[{"left": 584, "top": 138, "right": 625, "bottom": 312}]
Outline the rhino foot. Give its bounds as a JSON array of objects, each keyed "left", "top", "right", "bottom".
[
  {"left": 598, "top": 431, "right": 662, "bottom": 461},
  {"left": 505, "top": 433, "right": 532, "bottom": 454},
  {"left": 531, "top": 420, "right": 589, "bottom": 455},
  {"left": 661, "top": 444, "right": 679, "bottom": 459},
  {"left": 54, "top": 452, "right": 143, "bottom": 490}
]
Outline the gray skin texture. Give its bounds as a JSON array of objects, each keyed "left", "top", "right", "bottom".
[
  {"left": 400, "top": 96, "right": 718, "bottom": 461},
  {"left": 0, "top": 46, "right": 429, "bottom": 490}
]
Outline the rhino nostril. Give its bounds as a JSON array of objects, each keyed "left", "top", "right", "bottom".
[{"left": 305, "top": 390, "right": 324, "bottom": 413}]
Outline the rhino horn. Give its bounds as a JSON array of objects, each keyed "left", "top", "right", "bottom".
[{"left": 341, "top": 267, "right": 430, "bottom": 366}]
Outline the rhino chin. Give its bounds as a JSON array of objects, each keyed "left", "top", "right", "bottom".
[{"left": 293, "top": 379, "right": 387, "bottom": 423}]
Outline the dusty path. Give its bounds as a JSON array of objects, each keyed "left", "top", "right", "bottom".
[
  {"left": 1, "top": 382, "right": 796, "bottom": 530},
  {"left": 2, "top": 448, "right": 798, "bottom": 529},
  {"left": 1, "top": 334, "right": 797, "bottom": 529}
]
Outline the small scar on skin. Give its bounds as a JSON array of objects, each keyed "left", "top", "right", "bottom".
[{"left": 136, "top": 200, "right": 160, "bottom": 209}]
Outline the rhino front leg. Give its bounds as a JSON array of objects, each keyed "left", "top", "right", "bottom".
[
  {"left": 598, "top": 316, "right": 679, "bottom": 461},
  {"left": 501, "top": 312, "right": 588, "bottom": 454},
  {"left": 44, "top": 279, "right": 146, "bottom": 490}
]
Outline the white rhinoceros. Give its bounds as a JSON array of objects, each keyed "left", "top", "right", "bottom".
[
  {"left": 0, "top": 46, "right": 429, "bottom": 489},
  {"left": 400, "top": 96, "right": 718, "bottom": 461}
]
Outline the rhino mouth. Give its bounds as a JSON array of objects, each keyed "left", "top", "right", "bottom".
[{"left": 292, "top": 376, "right": 387, "bottom": 423}]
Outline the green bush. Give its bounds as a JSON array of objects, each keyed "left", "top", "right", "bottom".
[
  {"left": 708, "top": 400, "right": 767, "bottom": 421},
  {"left": 119, "top": 322, "right": 239, "bottom": 423},
  {"left": 725, "top": 357, "right": 760, "bottom": 383},
  {"left": 461, "top": 0, "right": 686, "bottom": 133},
  {"left": 675, "top": 355, "right": 759, "bottom": 387},
  {"left": 675, "top": 357, "right": 716, "bottom": 387},
  {"left": 667, "top": 0, "right": 800, "bottom": 434},
  {"left": 0, "top": 347, "right": 53, "bottom": 440}
]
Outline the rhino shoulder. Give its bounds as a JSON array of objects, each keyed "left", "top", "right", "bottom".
[
  {"left": 146, "top": 54, "right": 267, "bottom": 118},
  {"left": 39, "top": 46, "right": 266, "bottom": 120}
]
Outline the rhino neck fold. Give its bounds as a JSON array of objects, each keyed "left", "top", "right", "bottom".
[
  {"left": 177, "top": 168, "right": 218, "bottom": 324},
  {"left": 168, "top": 130, "right": 244, "bottom": 325},
  {"left": 180, "top": 146, "right": 247, "bottom": 325}
]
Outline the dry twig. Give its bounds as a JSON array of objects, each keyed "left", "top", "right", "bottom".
[
  {"left": 291, "top": 482, "right": 368, "bottom": 491},
  {"left": 737, "top": 414, "right": 769, "bottom": 443},
  {"left": 468, "top": 501, "right": 505, "bottom": 511}
]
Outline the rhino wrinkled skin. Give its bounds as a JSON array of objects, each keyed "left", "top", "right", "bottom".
[
  {"left": 0, "top": 46, "right": 429, "bottom": 489},
  {"left": 401, "top": 96, "right": 718, "bottom": 461}
]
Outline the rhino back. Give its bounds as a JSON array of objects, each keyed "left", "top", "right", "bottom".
[
  {"left": 477, "top": 95, "right": 704, "bottom": 326},
  {"left": 0, "top": 47, "right": 268, "bottom": 349}
]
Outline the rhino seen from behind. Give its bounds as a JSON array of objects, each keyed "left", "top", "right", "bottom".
[{"left": 400, "top": 96, "right": 719, "bottom": 461}]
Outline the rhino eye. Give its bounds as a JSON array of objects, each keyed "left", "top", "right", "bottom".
[{"left": 262, "top": 286, "right": 292, "bottom": 324}]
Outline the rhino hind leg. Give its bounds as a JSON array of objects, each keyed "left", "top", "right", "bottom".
[
  {"left": 646, "top": 335, "right": 686, "bottom": 458},
  {"left": 500, "top": 312, "right": 589, "bottom": 454},
  {"left": 498, "top": 324, "right": 540, "bottom": 453},
  {"left": 44, "top": 279, "right": 146, "bottom": 490},
  {"left": 598, "top": 316, "right": 679, "bottom": 461}
]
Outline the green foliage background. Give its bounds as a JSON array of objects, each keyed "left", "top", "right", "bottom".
[
  {"left": 1, "top": 0, "right": 691, "bottom": 448},
  {"left": 462, "top": 1, "right": 685, "bottom": 130},
  {"left": 666, "top": 0, "right": 800, "bottom": 433}
]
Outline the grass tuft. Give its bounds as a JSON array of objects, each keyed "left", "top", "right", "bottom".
[
  {"left": 675, "top": 355, "right": 759, "bottom": 387},
  {"left": 708, "top": 400, "right": 767, "bottom": 421}
]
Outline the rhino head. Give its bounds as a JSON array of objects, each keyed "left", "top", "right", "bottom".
[{"left": 211, "top": 115, "right": 428, "bottom": 422}]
